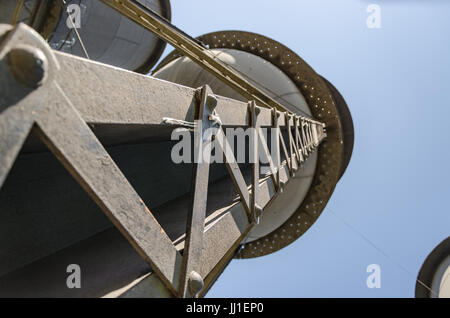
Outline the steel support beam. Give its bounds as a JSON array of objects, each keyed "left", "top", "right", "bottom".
[{"left": 0, "top": 23, "right": 325, "bottom": 298}]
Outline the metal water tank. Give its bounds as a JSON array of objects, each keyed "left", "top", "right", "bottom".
[{"left": 153, "top": 31, "right": 354, "bottom": 257}]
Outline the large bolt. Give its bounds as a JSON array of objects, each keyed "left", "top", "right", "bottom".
[
  {"left": 7, "top": 44, "right": 48, "bottom": 88},
  {"left": 206, "top": 94, "right": 217, "bottom": 109},
  {"left": 188, "top": 271, "right": 204, "bottom": 298},
  {"left": 254, "top": 205, "right": 263, "bottom": 224},
  {"left": 279, "top": 181, "right": 287, "bottom": 194}
]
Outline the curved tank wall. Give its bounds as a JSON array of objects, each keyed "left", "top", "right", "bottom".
[{"left": 0, "top": 0, "right": 171, "bottom": 73}]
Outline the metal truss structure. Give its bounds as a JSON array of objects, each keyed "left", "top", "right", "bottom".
[
  {"left": 0, "top": 22, "right": 326, "bottom": 297},
  {"left": 0, "top": 0, "right": 350, "bottom": 298}
]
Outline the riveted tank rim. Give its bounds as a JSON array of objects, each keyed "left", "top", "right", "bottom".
[{"left": 320, "top": 76, "right": 354, "bottom": 179}]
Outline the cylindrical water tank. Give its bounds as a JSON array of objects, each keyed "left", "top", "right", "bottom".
[
  {"left": 153, "top": 31, "right": 354, "bottom": 257},
  {"left": 154, "top": 48, "right": 318, "bottom": 244},
  {"left": 416, "top": 237, "right": 450, "bottom": 298},
  {"left": 0, "top": 0, "right": 171, "bottom": 73}
]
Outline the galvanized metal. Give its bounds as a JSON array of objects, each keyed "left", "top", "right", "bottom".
[
  {"left": 98, "top": 0, "right": 322, "bottom": 127},
  {"left": 2, "top": 0, "right": 172, "bottom": 74},
  {"left": 0, "top": 21, "right": 344, "bottom": 297},
  {"left": 10, "top": 0, "right": 25, "bottom": 25},
  {"left": 249, "top": 101, "right": 261, "bottom": 224},
  {"left": 0, "top": 23, "right": 182, "bottom": 296},
  {"left": 215, "top": 127, "right": 252, "bottom": 221},
  {"left": 179, "top": 85, "right": 216, "bottom": 297},
  {"left": 164, "top": 30, "right": 344, "bottom": 259}
]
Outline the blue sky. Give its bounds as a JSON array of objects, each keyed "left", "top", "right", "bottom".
[{"left": 162, "top": 0, "right": 450, "bottom": 297}]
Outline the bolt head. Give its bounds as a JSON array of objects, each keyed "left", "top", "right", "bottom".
[
  {"left": 7, "top": 45, "right": 48, "bottom": 88},
  {"left": 254, "top": 206, "right": 263, "bottom": 224},
  {"left": 278, "top": 181, "right": 287, "bottom": 194},
  {"left": 188, "top": 271, "right": 204, "bottom": 297},
  {"left": 206, "top": 94, "right": 218, "bottom": 109}
]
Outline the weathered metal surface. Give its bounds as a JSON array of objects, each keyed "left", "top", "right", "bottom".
[
  {"left": 294, "top": 116, "right": 305, "bottom": 163},
  {"left": 287, "top": 113, "right": 301, "bottom": 170},
  {"left": 160, "top": 30, "right": 344, "bottom": 259},
  {"left": 10, "top": 1, "right": 25, "bottom": 29},
  {"left": 178, "top": 82, "right": 313, "bottom": 296},
  {"left": 34, "top": 83, "right": 183, "bottom": 295},
  {"left": 2, "top": 0, "right": 172, "bottom": 74},
  {"left": 278, "top": 119, "right": 293, "bottom": 176},
  {"left": 0, "top": 137, "right": 199, "bottom": 277},
  {"left": 0, "top": 22, "right": 339, "bottom": 297},
  {"left": 0, "top": 227, "right": 152, "bottom": 297},
  {"left": 0, "top": 1, "right": 63, "bottom": 40},
  {"left": 249, "top": 101, "right": 261, "bottom": 223},
  {"left": 66, "top": 150, "right": 301, "bottom": 297},
  {"left": 0, "top": 23, "right": 58, "bottom": 188},
  {"left": 215, "top": 127, "right": 251, "bottom": 220},
  {"left": 0, "top": 23, "right": 182, "bottom": 296},
  {"left": 98, "top": 0, "right": 321, "bottom": 125},
  {"left": 114, "top": 110, "right": 320, "bottom": 295},
  {"left": 115, "top": 273, "right": 174, "bottom": 298},
  {"left": 179, "top": 85, "right": 216, "bottom": 297},
  {"left": 46, "top": 50, "right": 298, "bottom": 129}
]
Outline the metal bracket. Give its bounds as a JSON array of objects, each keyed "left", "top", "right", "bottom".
[
  {"left": 278, "top": 114, "right": 293, "bottom": 177},
  {"left": 286, "top": 112, "right": 301, "bottom": 174},
  {"left": 180, "top": 85, "right": 257, "bottom": 297},
  {"left": 294, "top": 116, "right": 305, "bottom": 162},
  {"left": 249, "top": 101, "right": 262, "bottom": 224},
  {"left": 179, "top": 85, "right": 216, "bottom": 297}
]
